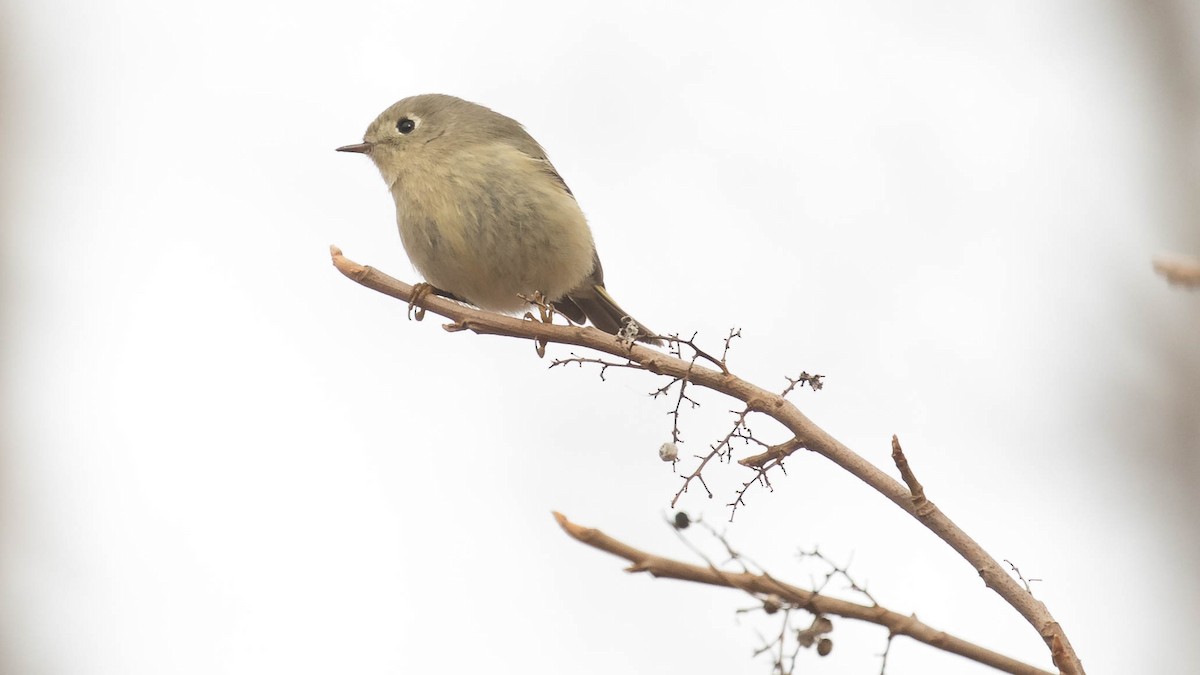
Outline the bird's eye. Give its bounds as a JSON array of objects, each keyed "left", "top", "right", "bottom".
[{"left": 397, "top": 118, "right": 416, "bottom": 134}]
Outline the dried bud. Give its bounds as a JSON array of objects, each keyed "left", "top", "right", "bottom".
[
  {"left": 673, "top": 512, "right": 691, "bottom": 529},
  {"left": 817, "top": 638, "right": 832, "bottom": 656},
  {"left": 658, "top": 442, "right": 679, "bottom": 462}
]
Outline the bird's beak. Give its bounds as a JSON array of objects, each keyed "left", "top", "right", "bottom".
[{"left": 336, "top": 142, "right": 372, "bottom": 154}]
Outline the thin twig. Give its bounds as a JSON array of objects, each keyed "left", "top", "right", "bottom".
[
  {"left": 878, "top": 633, "right": 896, "bottom": 674},
  {"left": 549, "top": 354, "right": 646, "bottom": 381},
  {"left": 797, "top": 547, "right": 879, "bottom": 607},
  {"left": 1004, "top": 560, "right": 1043, "bottom": 595},
  {"left": 665, "top": 331, "right": 732, "bottom": 375},
  {"left": 671, "top": 404, "right": 769, "bottom": 514}
]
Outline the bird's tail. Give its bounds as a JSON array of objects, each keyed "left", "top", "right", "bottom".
[{"left": 556, "top": 284, "right": 662, "bottom": 346}]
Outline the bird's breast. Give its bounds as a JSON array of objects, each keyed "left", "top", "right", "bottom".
[{"left": 388, "top": 145, "right": 596, "bottom": 312}]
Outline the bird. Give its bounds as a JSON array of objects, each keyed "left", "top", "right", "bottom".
[{"left": 337, "top": 94, "right": 660, "bottom": 345}]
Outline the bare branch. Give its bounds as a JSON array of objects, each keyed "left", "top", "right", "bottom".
[
  {"left": 331, "top": 247, "right": 1084, "bottom": 674},
  {"left": 553, "top": 512, "right": 1054, "bottom": 675},
  {"left": 1153, "top": 253, "right": 1200, "bottom": 287}
]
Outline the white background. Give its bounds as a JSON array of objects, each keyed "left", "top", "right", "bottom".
[{"left": 2, "top": 1, "right": 1198, "bottom": 673}]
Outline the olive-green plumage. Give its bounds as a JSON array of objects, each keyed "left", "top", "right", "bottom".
[{"left": 338, "top": 94, "right": 658, "bottom": 344}]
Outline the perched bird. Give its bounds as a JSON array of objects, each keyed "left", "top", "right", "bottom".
[{"left": 337, "top": 94, "right": 660, "bottom": 344}]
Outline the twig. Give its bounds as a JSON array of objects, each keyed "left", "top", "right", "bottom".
[
  {"left": 331, "top": 247, "right": 1085, "bottom": 674},
  {"left": 720, "top": 328, "right": 743, "bottom": 363},
  {"left": 796, "top": 547, "right": 879, "bottom": 607},
  {"left": 890, "top": 435, "right": 926, "bottom": 509},
  {"left": 665, "top": 331, "right": 732, "bottom": 375},
  {"left": 727, "top": 465, "right": 775, "bottom": 520},
  {"left": 878, "top": 633, "right": 896, "bottom": 674},
  {"left": 549, "top": 354, "right": 646, "bottom": 382},
  {"left": 671, "top": 405, "right": 754, "bottom": 509},
  {"left": 1004, "top": 560, "right": 1042, "bottom": 595},
  {"left": 661, "top": 368, "right": 700, "bottom": 447}
]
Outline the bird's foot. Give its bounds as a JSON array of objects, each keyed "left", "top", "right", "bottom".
[
  {"left": 408, "top": 282, "right": 435, "bottom": 321},
  {"left": 517, "top": 291, "right": 553, "bottom": 359},
  {"left": 518, "top": 291, "right": 556, "bottom": 325}
]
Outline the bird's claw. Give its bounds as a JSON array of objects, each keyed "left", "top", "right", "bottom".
[{"left": 408, "top": 282, "right": 434, "bottom": 321}]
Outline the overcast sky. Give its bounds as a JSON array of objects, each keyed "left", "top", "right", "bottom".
[{"left": 2, "top": 1, "right": 1198, "bottom": 673}]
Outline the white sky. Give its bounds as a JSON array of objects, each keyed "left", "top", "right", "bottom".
[{"left": 2, "top": 1, "right": 1198, "bottom": 673}]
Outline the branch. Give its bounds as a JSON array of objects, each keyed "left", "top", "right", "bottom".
[
  {"left": 330, "top": 246, "right": 1084, "bottom": 674},
  {"left": 1153, "top": 254, "right": 1200, "bottom": 287},
  {"left": 552, "top": 512, "right": 1053, "bottom": 675}
]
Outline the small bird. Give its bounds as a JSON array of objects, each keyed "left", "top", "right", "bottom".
[{"left": 337, "top": 94, "right": 659, "bottom": 345}]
